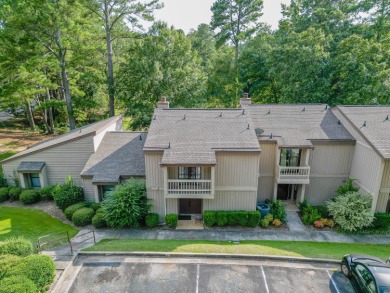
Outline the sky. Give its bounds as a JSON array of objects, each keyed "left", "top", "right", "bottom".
[{"left": 153, "top": 0, "right": 291, "bottom": 33}]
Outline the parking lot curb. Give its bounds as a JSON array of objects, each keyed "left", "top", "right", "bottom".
[{"left": 78, "top": 251, "right": 340, "bottom": 265}]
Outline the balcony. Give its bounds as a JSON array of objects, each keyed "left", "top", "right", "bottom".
[{"left": 276, "top": 165, "right": 310, "bottom": 184}]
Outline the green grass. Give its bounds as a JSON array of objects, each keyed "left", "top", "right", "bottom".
[
  {"left": 0, "top": 151, "right": 17, "bottom": 161},
  {"left": 84, "top": 239, "right": 390, "bottom": 260},
  {"left": 0, "top": 206, "right": 78, "bottom": 247}
]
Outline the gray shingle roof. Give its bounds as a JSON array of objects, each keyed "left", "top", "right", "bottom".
[
  {"left": 144, "top": 109, "right": 261, "bottom": 165},
  {"left": 1, "top": 115, "right": 122, "bottom": 163},
  {"left": 81, "top": 132, "right": 146, "bottom": 183},
  {"left": 244, "top": 104, "right": 354, "bottom": 147},
  {"left": 17, "top": 162, "right": 45, "bottom": 172},
  {"left": 336, "top": 106, "right": 390, "bottom": 159}
]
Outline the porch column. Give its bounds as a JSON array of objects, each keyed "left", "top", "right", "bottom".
[
  {"left": 211, "top": 166, "right": 215, "bottom": 196},
  {"left": 273, "top": 180, "right": 278, "bottom": 201},
  {"left": 300, "top": 184, "right": 306, "bottom": 202},
  {"left": 19, "top": 173, "right": 26, "bottom": 188},
  {"left": 163, "top": 166, "right": 168, "bottom": 197},
  {"left": 94, "top": 185, "right": 99, "bottom": 203},
  {"left": 304, "top": 149, "right": 311, "bottom": 166}
]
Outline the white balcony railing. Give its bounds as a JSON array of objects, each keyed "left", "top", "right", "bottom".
[
  {"left": 167, "top": 179, "right": 212, "bottom": 195},
  {"left": 276, "top": 165, "right": 310, "bottom": 183}
]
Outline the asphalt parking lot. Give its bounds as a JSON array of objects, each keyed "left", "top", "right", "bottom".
[{"left": 65, "top": 256, "right": 355, "bottom": 293}]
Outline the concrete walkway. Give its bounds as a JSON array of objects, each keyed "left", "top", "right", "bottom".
[{"left": 286, "top": 211, "right": 307, "bottom": 233}]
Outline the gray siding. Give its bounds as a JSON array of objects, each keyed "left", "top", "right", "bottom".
[
  {"left": 145, "top": 152, "right": 165, "bottom": 221},
  {"left": 166, "top": 199, "right": 178, "bottom": 214},
  {"left": 306, "top": 143, "right": 354, "bottom": 204},
  {"left": 82, "top": 178, "right": 97, "bottom": 202},
  {"left": 257, "top": 143, "right": 276, "bottom": 202},
  {"left": 203, "top": 191, "right": 256, "bottom": 210},
  {"left": 2, "top": 135, "right": 95, "bottom": 186}
]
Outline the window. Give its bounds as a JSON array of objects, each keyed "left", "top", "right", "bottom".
[
  {"left": 30, "top": 173, "right": 41, "bottom": 188},
  {"left": 280, "top": 149, "right": 301, "bottom": 167},
  {"left": 178, "top": 167, "right": 201, "bottom": 179},
  {"left": 99, "top": 185, "right": 115, "bottom": 201},
  {"left": 355, "top": 264, "right": 376, "bottom": 293}
]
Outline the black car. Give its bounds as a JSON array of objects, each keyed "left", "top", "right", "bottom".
[{"left": 341, "top": 254, "right": 390, "bottom": 293}]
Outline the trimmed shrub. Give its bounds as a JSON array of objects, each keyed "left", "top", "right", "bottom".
[
  {"left": 298, "top": 199, "right": 309, "bottom": 214},
  {"left": 8, "top": 188, "right": 22, "bottom": 201},
  {"left": 314, "top": 205, "right": 330, "bottom": 219},
  {"left": 52, "top": 177, "right": 84, "bottom": 211},
  {"left": 314, "top": 220, "right": 324, "bottom": 229},
  {"left": 336, "top": 178, "right": 359, "bottom": 196},
  {"left": 326, "top": 191, "right": 374, "bottom": 232},
  {"left": 326, "top": 219, "right": 335, "bottom": 228},
  {"left": 264, "top": 214, "right": 273, "bottom": 223},
  {"left": 90, "top": 203, "right": 101, "bottom": 211},
  {"left": 0, "top": 255, "right": 21, "bottom": 278},
  {"left": 145, "top": 213, "right": 159, "bottom": 228},
  {"left": 269, "top": 200, "right": 287, "bottom": 223},
  {"left": 0, "top": 173, "right": 7, "bottom": 188},
  {"left": 372, "top": 213, "right": 390, "bottom": 229},
  {"left": 101, "top": 179, "right": 149, "bottom": 228},
  {"left": 6, "top": 254, "right": 55, "bottom": 291},
  {"left": 0, "top": 275, "right": 38, "bottom": 293},
  {"left": 39, "top": 185, "right": 55, "bottom": 200},
  {"left": 72, "top": 208, "right": 95, "bottom": 226},
  {"left": 272, "top": 219, "right": 282, "bottom": 228},
  {"left": 215, "top": 211, "right": 228, "bottom": 227},
  {"left": 227, "top": 211, "right": 238, "bottom": 226},
  {"left": 236, "top": 211, "right": 248, "bottom": 226},
  {"left": 260, "top": 219, "right": 270, "bottom": 228},
  {"left": 95, "top": 208, "right": 103, "bottom": 214},
  {"left": 92, "top": 213, "right": 106, "bottom": 229},
  {"left": 64, "top": 202, "right": 86, "bottom": 220},
  {"left": 165, "top": 214, "right": 178, "bottom": 228},
  {"left": 247, "top": 211, "right": 260, "bottom": 227},
  {"left": 0, "top": 237, "right": 33, "bottom": 256},
  {"left": 203, "top": 211, "right": 216, "bottom": 227},
  {"left": 0, "top": 187, "right": 10, "bottom": 202},
  {"left": 19, "top": 189, "right": 40, "bottom": 205}
]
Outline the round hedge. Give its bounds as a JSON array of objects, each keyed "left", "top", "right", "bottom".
[
  {"left": 5, "top": 254, "right": 55, "bottom": 291},
  {"left": 0, "top": 275, "right": 37, "bottom": 293},
  {"left": 72, "top": 207, "right": 95, "bottom": 226},
  {"left": 8, "top": 188, "right": 22, "bottom": 201},
  {"left": 19, "top": 189, "right": 40, "bottom": 205},
  {"left": 0, "top": 237, "right": 33, "bottom": 257},
  {"left": 0, "top": 187, "right": 10, "bottom": 203},
  {"left": 64, "top": 202, "right": 86, "bottom": 221},
  {"left": 0, "top": 255, "right": 21, "bottom": 278},
  {"left": 89, "top": 203, "right": 101, "bottom": 211},
  {"left": 145, "top": 213, "right": 159, "bottom": 228},
  {"left": 39, "top": 185, "right": 55, "bottom": 201},
  {"left": 92, "top": 212, "right": 106, "bottom": 229}
]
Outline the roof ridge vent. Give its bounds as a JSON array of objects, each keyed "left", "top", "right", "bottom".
[
  {"left": 168, "top": 142, "right": 171, "bottom": 149},
  {"left": 270, "top": 133, "right": 273, "bottom": 139},
  {"left": 139, "top": 135, "right": 142, "bottom": 140},
  {"left": 242, "top": 109, "right": 245, "bottom": 115},
  {"left": 302, "top": 107, "right": 306, "bottom": 112},
  {"left": 337, "top": 120, "right": 341, "bottom": 125},
  {"left": 385, "top": 115, "right": 389, "bottom": 121},
  {"left": 247, "top": 124, "right": 250, "bottom": 130},
  {"left": 153, "top": 115, "right": 156, "bottom": 120},
  {"left": 267, "top": 110, "right": 271, "bottom": 115},
  {"left": 324, "top": 105, "right": 328, "bottom": 110},
  {"left": 219, "top": 112, "right": 222, "bottom": 117},
  {"left": 183, "top": 114, "right": 186, "bottom": 120},
  {"left": 363, "top": 121, "right": 367, "bottom": 127}
]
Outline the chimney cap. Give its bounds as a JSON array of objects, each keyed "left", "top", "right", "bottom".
[{"left": 157, "top": 96, "right": 169, "bottom": 109}]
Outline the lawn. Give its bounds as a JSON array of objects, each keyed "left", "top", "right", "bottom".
[
  {"left": 0, "top": 206, "right": 78, "bottom": 246},
  {"left": 84, "top": 239, "right": 390, "bottom": 260}
]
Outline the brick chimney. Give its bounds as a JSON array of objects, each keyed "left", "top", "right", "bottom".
[
  {"left": 239, "top": 93, "right": 251, "bottom": 107},
  {"left": 157, "top": 96, "right": 169, "bottom": 109}
]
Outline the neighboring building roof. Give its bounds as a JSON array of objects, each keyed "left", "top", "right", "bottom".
[
  {"left": 17, "top": 162, "right": 45, "bottom": 172},
  {"left": 336, "top": 106, "right": 390, "bottom": 159},
  {"left": 144, "top": 109, "right": 261, "bottom": 165},
  {"left": 244, "top": 104, "right": 354, "bottom": 148},
  {"left": 1, "top": 115, "right": 122, "bottom": 163},
  {"left": 81, "top": 132, "right": 146, "bottom": 183}
]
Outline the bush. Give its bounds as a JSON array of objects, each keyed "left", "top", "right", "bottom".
[
  {"left": 247, "top": 211, "right": 260, "bottom": 227},
  {"left": 0, "top": 275, "right": 38, "bottom": 293},
  {"left": 314, "top": 220, "right": 324, "bottom": 229},
  {"left": 326, "top": 219, "right": 335, "bottom": 228},
  {"left": 336, "top": 178, "right": 359, "bottom": 196},
  {"left": 101, "top": 179, "right": 149, "bottom": 228},
  {"left": 8, "top": 188, "right": 22, "bottom": 201},
  {"left": 326, "top": 191, "right": 374, "bottom": 232},
  {"left": 165, "top": 214, "right": 178, "bottom": 228},
  {"left": 236, "top": 211, "right": 248, "bottom": 226},
  {"left": 264, "top": 214, "right": 273, "bottom": 223},
  {"left": 298, "top": 199, "right": 309, "bottom": 214},
  {"left": 314, "top": 205, "right": 331, "bottom": 219},
  {"left": 0, "top": 237, "right": 33, "bottom": 256},
  {"left": 89, "top": 203, "right": 101, "bottom": 211},
  {"left": 92, "top": 213, "right": 107, "bottom": 229},
  {"left": 215, "top": 211, "right": 228, "bottom": 227},
  {"left": 260, "top": 219, "right": 270, "bottom": 228},
  {"left": 5, "top": 254, "right": 55, "bottom": 291},
  {"left": 0, "top": 173, "right": 7, "bottom": 188},
  {"left": 39, "top": 185, "right": 55, "bottom": 200},
  {"left": 0, "top": 187, "right": 10, "bottom": 202},
  {"left": 203, "top": 211, "right": 216, "bottom": 227},
  {"left": 19, "top": 189, "right": 40, "bottom": 205},
  {"left": 0, "top": 255, "right": 21, "bottom": 278},
  {"left": 372, "top": 213, "right": 390, "bottom": 229},
  {"left": 64, "top": 202, "right": 86, "bottom": 220},
  {"left": 269, "top": 200, "right": 287, "bottom": 223},
  {"left": 95, "top": 208, "right": 103, "bottom": 214},
  {"left": 145, "top": 213, "right": 159, "bottom": 228},
  {"left": 302, "top": 206, "right": 322, "bottom": 225},
  {"left": 72, "top": 208, "right": 95, "bottom": 226},
  {"left": 227, "top": 211, "right": 238, "bottom": 226},
  {"left": 272, "top": 219, "right": 282, "bottom": 228},
  {"left": 52, "top": 176, "right": 84, "bottom": 211}
]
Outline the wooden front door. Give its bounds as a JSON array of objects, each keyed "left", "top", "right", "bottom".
[{"left": 179, "top": 199, "right": 202, "bottom": 214}]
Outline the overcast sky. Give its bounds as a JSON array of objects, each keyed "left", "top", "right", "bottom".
[{"left": 153, "top": 0, "right": 291, "bottom": 33}]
